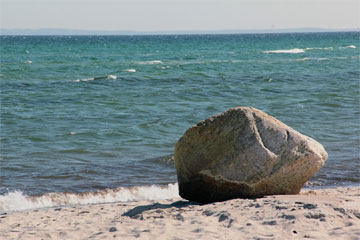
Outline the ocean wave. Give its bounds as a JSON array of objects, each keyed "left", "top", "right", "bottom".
[
  {"left": 137, "top": 60, "right": 163, "bottom": 65},
  {"left": 264, "top": 45, "right": 356, "bottom": 54},
  {"left": 106, "top": 74, "right": 117, "bottom": 80},
  {"left": 123, "top": 69, "right": 136, "bottom": 72},
  {"left": 168, "top": 59, "right": 237, "bottom": 67},
  {"left": 263, "top": 48, "right": 305, "bottom": 54},
  {"left": 340, "top": 45, "right": 356, "bottom": 49},
  {"left": 297, "top": 57, "right": 312, "bottom": 61},
  {"left": 24, "top": 60, "right": 32, "bottom": 64},
  {"left": 0, "top": 183, "right": 179, "bottom": 212},
  {"left": 74, "top": 75, "right": 117, "bottom": 82},
  {"left": 297, "top": 56, "right": 349, "bottom": 62},
  {"left": 74, "top": 77, "right": 95, "bottom": 82},
  {"left": 305, "top": 47, "right": 333, "bottom": 51},
  {"left": 305, "top": 181, "right": 325, "bottom": 187}
]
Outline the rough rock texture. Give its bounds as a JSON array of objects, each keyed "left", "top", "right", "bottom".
[{"left": 174, "top": 107, "right": 328, "bottom": 203}]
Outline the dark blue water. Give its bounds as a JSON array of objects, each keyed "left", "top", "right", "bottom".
[{"left": 1, "top": 33, "right": 359, "bottom": 198}]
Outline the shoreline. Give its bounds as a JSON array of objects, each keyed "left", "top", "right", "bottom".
[
  {"left": 1, "top": 186, "right": 359, "bottom": 239},
  {"left": 2, "top": 182, "right": 360, "bottom": 214}
]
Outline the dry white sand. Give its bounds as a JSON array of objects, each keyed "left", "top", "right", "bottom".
[{"left": 1, "top": 187, "right": 359, "bottom": 240}]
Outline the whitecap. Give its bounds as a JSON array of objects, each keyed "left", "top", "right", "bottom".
[
  {"left": 341, "top": 45, "right": 356, "bottom": 49},
  {"left": 263, "top": 48, "right": 305, "bottom": 54},
  {"left": 123, "top": 69, "right": 136, "bottom": 72},
  {"left": 148, "top": 60, "right": 163, "bottom": 64},
  {"left": 138, "top": 60, "right": 163, "bottom": 65},
  {"left": 24, "top": 60, "right": 32, "bottom": 64},
  {"left": 297, "top": 57, "right": 312, "bottom": 61},
  {"left": 297, "top": 56, "right": 349, "bottom": 62},
  {"left": 106, "top": 75, "right": 117, "bottom": 80},
  {"left": 0, "top": 183, "right": 179, "bottom": 212},
  {"left": 74, "top": 78, "right": 95, "bottom": 82},
  {"left": 74, "top": 75, "right": 117, "bottom": 82},
  {"left": 305, "top": 47, "right": 333, "bottom": 51}
]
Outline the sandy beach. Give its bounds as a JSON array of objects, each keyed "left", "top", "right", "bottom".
[{"left": 1, "top": 186, "right": 359, "bottom": 240}]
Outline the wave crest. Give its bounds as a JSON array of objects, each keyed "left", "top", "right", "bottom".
[
  {"left": 0, "top": 183, "right": 179, "bottom": 212},
  {"left": 74, "top": 75, "right": 117, "bottom": 82},
  {"left": 264, "top": 45, "right": 356, "bottom": 54},
  {"left": 137, "top": 60, "right": 163, "bottom": 65},
  {"left": 263, "top": 48, "right": 305, "bottom": 54},
  {"left": 123, "top": 69, "right": 136, "bottom": 72},
  {"left": 340, "top": 45, "right": 356, "bottom": 49}
]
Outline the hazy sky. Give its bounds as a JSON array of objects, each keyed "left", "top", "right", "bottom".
[{"left": 1, "top": 0, "right": 359, "bottom": 31}]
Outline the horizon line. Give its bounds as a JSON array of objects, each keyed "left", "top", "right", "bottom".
[{"left": 1, "top": 27, "right": 359, "bottom": 36}]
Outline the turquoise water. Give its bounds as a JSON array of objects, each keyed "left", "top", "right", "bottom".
[{"left": 1, "top": 33, "right": 359, "bottom": 200}]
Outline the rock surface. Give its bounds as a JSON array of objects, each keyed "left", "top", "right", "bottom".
[{"left": 174, "top": 107, "right": 328, "bottom": 203}]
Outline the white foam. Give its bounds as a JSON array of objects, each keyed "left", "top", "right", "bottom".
[
  {"left": 106, "top": 75, "right": 117, "bottom": 80},
  {"left": 74, "top": 78, "right": 95, "bottom": 82},
  {"left": 24, "top": 60, "right": 32, "bottom": 64},
  {"left": 138, "top": 60, "right": 163, "bottom": 65},
  {"left": 0, "top": 183, "right": 180, "bottom": 212},
  {"left": 341, "top": 45, "right": 356, "bottom": 49},
  {"left": 263, "top": 48, "right": 305, "bottom": 54},
  {"left": 0, "top": 191, "right": 53, "bottom": 212},
  {"left": 123, "top": 69, "right": 136, "bottom": 72},
  {"left": 264, "top": 46, "right": 339, "bottom": 54},
  {"left": 74, "top": 75, "right": 117, "bottom": 82},
  {"left": 297, "top": 57, "right": 312, "bottom": 61},
  {"left": 305, "top": 47, "right": 333, "bottom": 51},
  {"left": 297, "top": 56, "right": 349, "bottom": 62},
  {"left": 299, "top": 57, "right": 330, "bottom": 61}
]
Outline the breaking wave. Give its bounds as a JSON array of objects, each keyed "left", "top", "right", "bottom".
[
  {"left": 263, "top": 48, "right": 305, "bottom": 54},
  {"left": 263, "top": 45, "right": 356, "bottom": 54},
  {"left": 305, "top": 47, "right": 333, "bottom": 51},
  {"left": 123, "top": 69, "right": 136, "bottom": 72},
  {"left": 340, "top": 45, "right": 356, "bottom": 49},
  {"left": 0, "top": 183, "right": 179, "bottom": 212},
  {"left": 137, "top": 60, "right": 163, "bottom": 65},
  {"left": 74, "top": 74, "right": 117, "bottom": 82},
  {"left": 297, "top": 56, "right": 349, "bottom": 61}
]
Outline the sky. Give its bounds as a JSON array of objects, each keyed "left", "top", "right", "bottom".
[{"left": 1, "top": 0, "right": 359, "bottom": 32}]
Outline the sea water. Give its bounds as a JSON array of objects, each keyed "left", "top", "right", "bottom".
[{"left": 0, "top": 32, "right": 359, "bottom": 211}]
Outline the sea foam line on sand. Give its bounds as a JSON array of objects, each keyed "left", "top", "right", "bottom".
[{"left": 0, "top": 187, "right": 359, "bottom": 240}]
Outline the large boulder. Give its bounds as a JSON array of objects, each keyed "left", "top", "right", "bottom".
[{"left": 175, "top": 107, "right": 328, "bottom": 203}]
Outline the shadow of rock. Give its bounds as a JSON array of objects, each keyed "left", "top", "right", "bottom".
[{"left": 122, "top": 200, "right": 201, "bottom": 218}]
